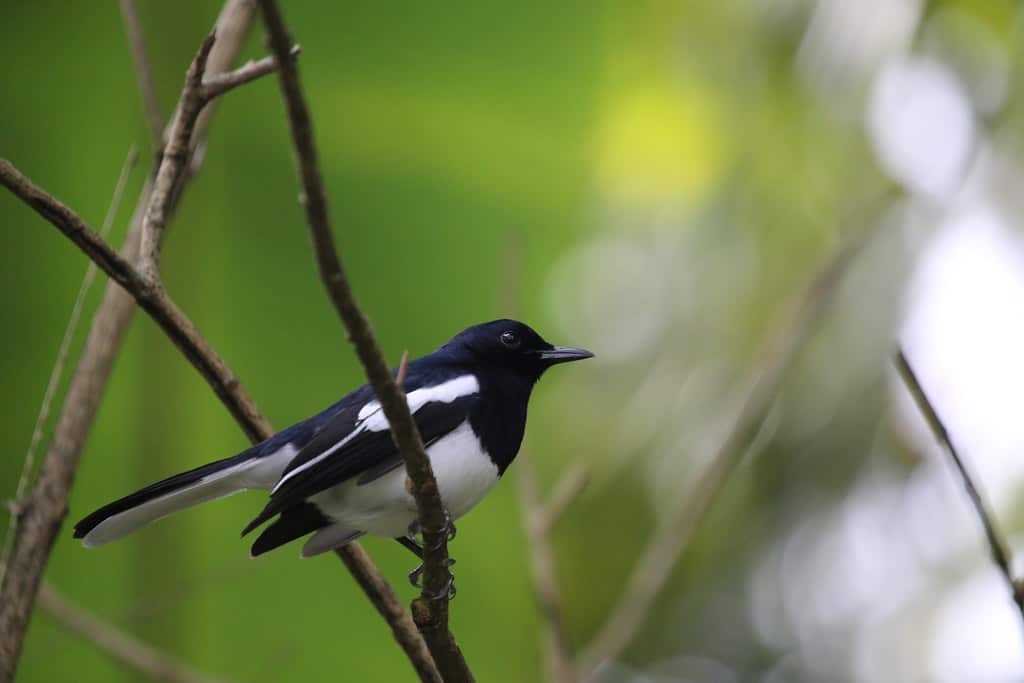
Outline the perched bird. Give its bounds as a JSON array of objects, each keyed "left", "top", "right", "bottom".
[{"left": 74, "top": 319, "right": 592, "bottom": 583}]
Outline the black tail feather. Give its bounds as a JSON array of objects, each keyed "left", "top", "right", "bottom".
[
  {"left": 249, "top": 503, "right": 330, "bottom": 557},
  {"left": 74, "top": 450, "right": 253, "bottom": 540}
]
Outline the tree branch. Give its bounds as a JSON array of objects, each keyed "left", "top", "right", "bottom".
[
  {"left": 38, "top": 582, "right": 231, "bottom": 683},
  {"left": 0, "top": 8, "right": 306, "bottom": 679},
  {"left": 1, "top": 160, "right": 274, "bottom": 442},
  {"left": 518, "top": 455, "right": 578, "bottom": 683},
  {"left": 256, "top": 2, "right": 473, "bottom": 681},
  {"left": 335, "top": 544, "right": 441, "bottom": 683},
  {"left": 0, "top": 158, "right": 440, "bottom": 682},
  {"left": 201, "top": 45, "right": 300, "bottom": 100},
  {"left": 894, "top": 349, "right": 1024, "bottom": 616},
  {"left": 537, "top": 463, "right": 588, "bottom": 536},
  {"left": 138, "top": 33, "right": 297, "bottom": 284},
  {"left": 119, "top": 0, "right": 164, "bottom": 148},
  {"left": 578, "top": 203, "right": 889, "bottom": 677}
]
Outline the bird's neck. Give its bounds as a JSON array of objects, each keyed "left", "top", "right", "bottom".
[{"left": 469, "top": 369, "right": 535, "bottom": 475}]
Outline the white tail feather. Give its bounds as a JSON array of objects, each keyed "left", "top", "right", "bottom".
[{"left": 301, "top": 525, "right": 363, "bottom": 557}]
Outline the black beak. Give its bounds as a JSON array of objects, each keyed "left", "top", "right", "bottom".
[{"left": 538, "top": 346, "right": 594, "bottom": 364}]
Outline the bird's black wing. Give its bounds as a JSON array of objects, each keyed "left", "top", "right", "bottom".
[{"left": 241, "top": 390, "right": 478, "bottom": 536}]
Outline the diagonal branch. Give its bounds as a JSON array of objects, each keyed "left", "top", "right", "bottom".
[
  {"left": 201, "top": 45, "right": 301, "bottom": 100},
  {"left": 0, "top": 160, "right": 274, "bottom": 443},
  {"left": 119, "top": 0, "right": 164, "bottom": 148},
  {"left": 894, "top": 349, "right": 1024, "bottom": 618},
  {"left": 38, "top": 581, "right": 231, "bottom": 683},
  {"left": 256, "top": 2, "right": 472, "bottom": 681},
  {"left": 537, "top": 463, "right": 589, "bottom": 536},
  {"left": 578, "top": 201, "right": 890, "bottom": 677},
  {"left": 0, "top": 6, "right": 266, "bottom": 677},
  {"left": 4, "top": 13, "right": 437, "bottom": 679},
  {"left": 137, "top": 33, "right": 296, "bottom": 285},
  {"left": 0, "top": 158, "right": 440, "bottom": 683},
  {"left": 518, "top": 455, "right": 580, "bottom": 683}
]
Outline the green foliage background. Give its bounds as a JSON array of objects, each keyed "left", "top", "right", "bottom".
[{"left": 3, "top": 1, "right": 1020, "bottom": 681}]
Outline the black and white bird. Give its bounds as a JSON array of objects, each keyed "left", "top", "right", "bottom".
[{"left": 74, "top": 320, "right": 592, "bottom": 571}]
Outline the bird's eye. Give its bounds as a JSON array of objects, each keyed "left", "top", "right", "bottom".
[{"left": 500, "top": 331, "right": 520, "bottom": 348}]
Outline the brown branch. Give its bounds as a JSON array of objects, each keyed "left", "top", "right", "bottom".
[
  {"left": 0, "top": 146, "right": 138, "bottom": 590},
  {"left": 335, "top": 545, "right": 441, "bottom": 683},
  {"left": 119, "top": 0, "right": 164, "bottom": 148},
  {"left": 201, "top": 45, "right": 301, "bottom": 100},
  {"left": 139, "top": 33, "right": 296, "bottom": 284},
  {"left": 578, "top": 203, "right": 890, "bottom": 676},
  {"left": 894, "top": 349, "right": 1024, "bottom": 616},
  {"left": 518, "top": 455, "right": 578, "bottom": 683},
  {"left": 0, "top": 159, "right": 439, "bottom": 682},
  {"left": 137, "top": 34, "right": 216, "bottom": 283},
  {"left": 0, "top": 8, "right": 263, "bottom": 678},
  {"left": 256, "top": 2, "right": 473, "bottom": 681},
  {"left": 4, "top": 12, "right": 437, "bottom": 678},
  {"left": 538, "top": 463, "right": 588, "bottom": 535},
  {"left": 1, "top": 161, "right": 274, "bottom": 441},
  {"left": 38, "top": 582, "right": 231, "bottom": 683},
  {"left": 186, "top": 0, "right": 258, "bottom": 177}
]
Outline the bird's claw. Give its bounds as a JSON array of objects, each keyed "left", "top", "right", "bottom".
[
  {"left": 408, "top": 557, "right": 457, "bottom": 600},
  {"left": 444, "top": 508, "right": 457, "bottom": 541},
  {"left": 422, "top": 573, "right": 457, "bottom": 601},
  {"left": 408, "top": 563, "right": 425, "bottom": 588}
]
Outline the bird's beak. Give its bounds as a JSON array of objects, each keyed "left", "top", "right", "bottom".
[{"left": 538, "top": 346, "right": 594, "bottom": 364}]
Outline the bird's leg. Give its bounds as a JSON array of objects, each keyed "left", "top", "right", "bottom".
[
  {"left": 421, "top": 558, "right": 457, "bottom": 601},
  {"left": 395, "top": 534, "right": 426, "bottom": 587},
  {"left": 396, "top": 511, "right": 457, "bottom": 595},
  {"left": 425, "top": 508, "right": 456, "bottom": 552}
]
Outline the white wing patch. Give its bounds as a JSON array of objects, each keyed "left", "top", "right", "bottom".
[{"left": 271, "top": 374, "right": 479, "bottom": 494}]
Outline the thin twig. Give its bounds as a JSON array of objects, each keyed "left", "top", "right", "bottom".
[
  {"left": 0, "top": 146, "right": 138, "bottom": 589},
  {"left": 0, "top": 7, "right": 261, "bottom": 676},
  {"left": 579, "top": 203, "right": 890, "bottom": 676},
  {"left": 396, "top": 351, "right": 411, "bottom": 387},
  {"left": 139, "top": 33, "right": 296, "bottom": 283},
  {"left": 538, "top": 463, "right": 589, "bottom": 535},
  {"left": 256, "top": 2, "right": 472, "bottom": 681},
  {"left": 518, "top": 455, "right": 578, "bottom": 683},
  {"left": 119, "top": 0, "right": 164, "bottom": 148},
  {"left": 5, "top": 15, "right": 435, "bottom": 678},
  {"left": 186, "top": 0, "right": 259, "bottom": 178},
  {"left": 0, "top": 156, "right": 438, "bottom": 683},
  {"left": 894, "top": 349, "right": 1024, "bottom": 615},
  {"left": 137, "top": 34, "right": 216, "bottom": 283},
  {"left": 38, "top": 582, "right": 231, "bottom": 683},
  {"left": 201, "top": 45, "right": 300, "bottom": 100},
  {"left": 0, "top": 161, "right": 273, "bottom": 441}
]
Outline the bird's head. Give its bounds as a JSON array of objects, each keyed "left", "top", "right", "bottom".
[{"left": 442, "top": 319, "right": 593, "bottom": 381}]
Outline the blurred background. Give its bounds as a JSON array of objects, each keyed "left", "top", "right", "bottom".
[{"left": 4, "top": 0, "right": 1024, "bottom": 681}]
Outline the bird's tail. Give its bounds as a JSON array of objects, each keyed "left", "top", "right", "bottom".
[{"left": 74, "top": 450, "right": 263, "bottom": 548}]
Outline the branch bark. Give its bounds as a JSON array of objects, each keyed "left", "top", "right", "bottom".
[
  {"left": 0, "top": 25, "right": 259, "bottom": 683},
  {"left": 518, "top": 455, "right": 579, "bottom": 683},
  {"left": 39, "top": 582, "right": 231, "bottom": 683},
  {"left": 578, "top": 202, "right": 890, "bottom": 677},
  {"left": 256, "top": 2, "right": 472, "bottom": 681},
  {"left": 1, "top": 159, "right": 274, "bottom": 441},
  {"left": 119, "top": 0, "right": 164, "bottom": 148},
  {"left": 0, "top": 7, "right": 290, "bottom": 679},
  {"left": 894, "top": 349, "right": 1024, "bottom": 617},
  {"left": 0, "top": 158, "right": 441, "bottom": 683},
  {"left": 138, "top": 33, "right": 298, "bottom": 284}
]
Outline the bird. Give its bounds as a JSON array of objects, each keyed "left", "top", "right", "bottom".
[{"left": 74, "top": 319, "right": 592, "bottom": 589}]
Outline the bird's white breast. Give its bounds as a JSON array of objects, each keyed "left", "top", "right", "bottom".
[{"left": 311, "top": 420, "right": 499, "bottom": 538}]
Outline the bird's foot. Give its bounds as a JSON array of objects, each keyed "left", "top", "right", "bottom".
[
  {"left": 407, "top": 557, "right": 457, "bottom": 597},
  {"left": 408, "top": 563, "right": 424, "bottom": 588},
  {"left": 410, "top": 558, "right": 458, "bottom": 600}
]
